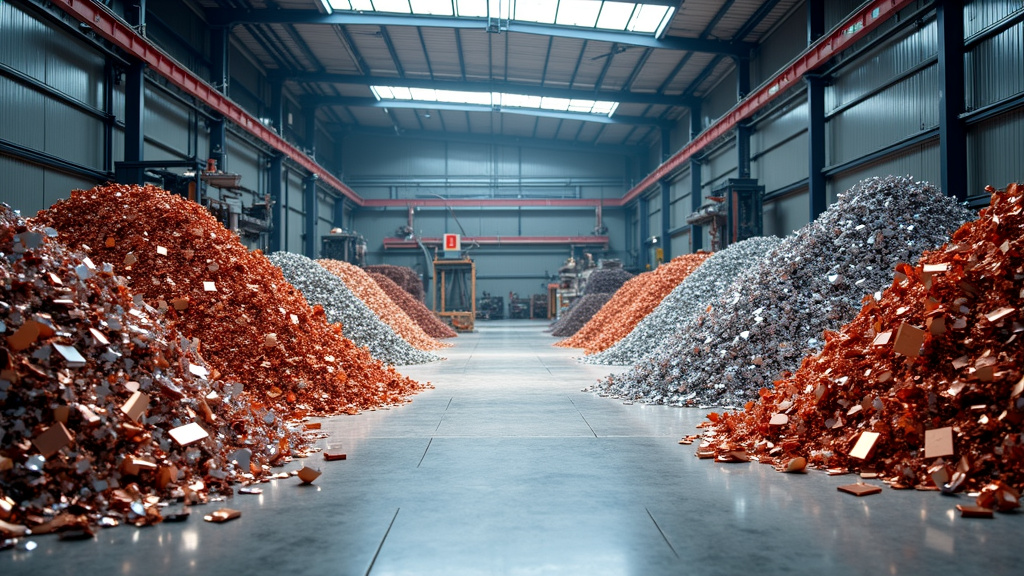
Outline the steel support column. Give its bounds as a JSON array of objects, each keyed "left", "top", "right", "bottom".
[
  {"left": 269, "top": 154, "right": 283, "bottom": 253},
  {"left": 270, "top": 79, "right": 284, "bottom": 135},
  {"left": 689, "top": 105, "right": 703, "bottom": 251},
  {"left": 660, "top": 128, "right": 672, "bottom": 261},
  {"left": 807, "top": 74, "right": 827, "bottom": 220},
  {"left": 209, "top": 26, "right": 229, "bottom": 169},
  {"left": 938, "top": 0, "right": 967, "bottom": 200},
  {"left": 122, "top": 1, "right": 146, "bottom": 183},
  {"left": 304, "top": 174, "right": 319, "bottom": 257},
  {"left": 638, "top": 197, "right": 650, "bottom": 270}
]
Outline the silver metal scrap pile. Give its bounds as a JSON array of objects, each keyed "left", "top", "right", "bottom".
[
  {"left": 584, "top": 236, "right": 783, "bottom": 366},
  {"left": 268, "top": 252, "right": 440, "bottom": 366},
  {"left": 548, "top": 267, "right": 634, "bottom": 337},
  {"left": 598, "top": 176, "right": 973, "bottom": 407},
  {"left": 0, "top": 206, "right": 308, "bottom": 539}
]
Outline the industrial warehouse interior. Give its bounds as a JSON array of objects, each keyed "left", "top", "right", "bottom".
[{"left": 1, "top": 0, "right": 1022, "bottom": 574}]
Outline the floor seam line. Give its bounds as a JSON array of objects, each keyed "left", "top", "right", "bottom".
[
  {"left": 567, "top": 396, "right": 598, "bottom": 438},
  {"left": 365, "top": 508, "right": 400, "bottom": 576},
  {"left": 646, "top": 507, "right": 679, "bottom": 559},
  {"left": 417, "top": 437, "right": 433, "bottom": 468}
]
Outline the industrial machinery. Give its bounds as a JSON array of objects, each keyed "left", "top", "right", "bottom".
[
  {"left": 553, "top": 253, "right": 596, "bottom": 318},
  {"left": 508, "top": 293, "right": 530, "bottom": 319},
  {"left": 433, "top": 257, "right": 476, "bottom": 332},
  {"left": 530, "top": 294, "right": 548, "bottom": 319},
  {"left": 687, "top": 178, "right": 764, "bottom": 251},
  {"left": 476, "top": 292, "right": 504, "bottom": 320},
  {"left": 321, "top": 228, "right": 367, "bottom": 266},
  {"left": 115, "top": 159, "right": 274, "bottom": 247}
]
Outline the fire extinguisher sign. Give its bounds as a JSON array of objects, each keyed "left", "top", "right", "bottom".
[{"left": 444, "top": 234, "right": 461, "bottom": 251}]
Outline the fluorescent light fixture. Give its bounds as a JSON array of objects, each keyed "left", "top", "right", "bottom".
[{"left": 371, "top": 85, "right": 619, "bottom": 117}]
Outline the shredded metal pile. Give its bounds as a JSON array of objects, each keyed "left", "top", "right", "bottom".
[
  {"left": 550, "top": 294, "right": 613, "bottom": 337},
  {"left": 318, "top": 259, "right": 453, "bottom": 346},
  {"left": 599, "top": 176, "right": 973, "bottom": 407},
  {"left": 36, "top": 184, "right": 425, "bottom": 414},
  {"left": 0, "top": 205, "right": 308, "bottom": 537},
  {"left": 364, "top": 264, "right": 424, "bottom": 302},
  {"left": 584, "top": 267, "right": 635, "bottom": 295},
  {"left": 557, "top": 253, "right": 711, "bottom": 354},
  {"left": 704, "top": 183, "right": 1024, "bottom": 499},
  {"left": 586, "top": 236, "right": 783, "bottom": 365},
  {"left": 268, "top": 252, "right": 441, "bottom": 365},
  {"left": 366, "top": 272, "right": 457, "bottom": 339}
]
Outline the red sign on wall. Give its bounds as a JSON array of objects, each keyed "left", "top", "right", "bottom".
[{"left": 444, "top": 234, "right": 461, "bottom": 251}]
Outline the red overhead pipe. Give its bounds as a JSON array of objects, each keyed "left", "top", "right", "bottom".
[
  {"left": 363, "top": 198, "right": 609, "bottom": 208},
  {"left": 53, "top": 0, "right": 364, "bottom": 206},
  {"left": 619, "top": 0, "right": 916, "bottom": 205},
  {"left": 384, "top": 236, "right": 609, "bottom": 249}
]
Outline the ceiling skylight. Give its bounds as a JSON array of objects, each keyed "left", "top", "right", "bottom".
[
  {"left": 371, "top": 85, "right": 619, "bottom": 117},
  {"left": 327, "top": 1, "right": 676, "bottom": 37}
]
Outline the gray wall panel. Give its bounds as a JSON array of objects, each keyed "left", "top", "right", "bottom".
[
  {"left": 763, "top": 190, "right": 809, "bottom": 238},
  {"left": 0, "top": 76, "right": 46, "bottom": 151},
  {"left": 831, "top": 140, "right": 941, "bottom": 197},
  {"left": 756, "top": 131, "right": 809, "bottom": 193},
  {"left": 45, "top": 99, "right": 104, "bottom": 170},
  {"left": 968, "top": 108, "right": 1024, "bottom": 193},
  {"left": 965, "top": 1, "right": 1024, "bottom": 36},
  {"left": 0, "top": 155, "right": 45, "bottom": 214},
  {"left": 966, "top": 23, "right": 1024, "bottom": 110},
  {"left": 143, "top": 87, "right": 193, "bottom": 160}
]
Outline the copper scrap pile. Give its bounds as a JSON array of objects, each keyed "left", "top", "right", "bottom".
[
  {"left": 549, "top": 267, "right": 635, "bottom": 337},
  {"left": 364, "top": 264, "right": 424, "bottom": 302},
  {"left": 317, "top": 259, "right": 450, "bottom": 350},
  {"left": 367, "top": 272, "right": 457, "bottom": 339},
  {"left": 557, "top": 253, "right": 711, "bottom": 354},
  {"left": 36, "top": 185, "right": 425, "bottom": 414},
  {"left": 707, "top": 183, "right": 1024, "bottom": 497},
  {"left": 0, "top": 206, "right": 308, "bottom": 536}
]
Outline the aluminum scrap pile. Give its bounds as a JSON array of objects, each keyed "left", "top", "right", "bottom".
[
  {"left": 268, "top": 252, "right": 441, "bottom": 365},
  {"left": 367, "top": 272, "right": 457, "bottom": 339},
  {"left": 318, "top": 259, "right": 453, "bottom": 346},
  {"left": 584, "top": 267, "right": 635, "bottom": 295},
  {"left": 364, "top": 264, "right": 424, "bottom": 302},
  {"left": 0, "top": 206, "right": 308, "bottom": 537},
  {"left": 558, "top": 253, "right": 711, "bottom": 354},
  {"left": 37, "top": 184, "right": 425, "bottom": 414},
  {"left": 549, "top": 267, "right": 634, "bottom": 336},
  {"left": 600, "top": 176, "right": 973, "bottom": 407},
  {"left": 586, "top": 237, "right": 783, "bottom": 365},
  {"left": 550, "top": 294, "right": 613, "bottom": 337},
  {"left": 705, "top": 183, "right": 1024, "bottom": 500}
]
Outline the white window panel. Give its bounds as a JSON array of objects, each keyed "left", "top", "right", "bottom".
[
  {"left": 595, "top": 2, "right": 634, "bottom": 31},
  {"left": 327, "top": 1, "right": 353, "bottom": 10},
  {"left": 626, "top": 4, "right": 668, "bottom": 33},
  {"left": 556, "top": 0, "right": 601, "bottom": 28},
  {"left": 515, "top": 0, "right": 557, "bottom": 24},
  {"left": 410, "top": 0, "right": 454, "bottom": 16},
  {"left": 350, "top": 0, "right": 375, "bottom": 10},
  {"left": 540, "top": 97, "right": 572, "bottom": 111},
  {"left": 455, "top": 0, "right": 487, "bottom": 17},
  {"left": 372, "top": 0, "right": 413, "bottom": 13}
]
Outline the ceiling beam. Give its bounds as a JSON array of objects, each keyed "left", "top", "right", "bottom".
[
  {"left": 277, "top": 72, "right": 693, "bottom": 107},
  {"left": 329, "top": 125, "right": 644, "bottom": 157},
  {"left": 313, "top": 97, "right": 672, "bottom": 126},
  {"left": 206, "top": 10, "right": 754, "bottom": 55}
]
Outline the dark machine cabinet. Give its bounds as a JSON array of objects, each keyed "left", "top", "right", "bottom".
[{"left": 713, "top": 178, "right": 764, "bottom": 246}]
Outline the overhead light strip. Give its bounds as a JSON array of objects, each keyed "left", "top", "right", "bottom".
[{"left": 371, "top": 85, "right": 619, "bottom": 116}]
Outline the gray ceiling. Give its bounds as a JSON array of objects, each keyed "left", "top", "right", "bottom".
[{"left": 195, "top": 1, "right": 800, "bottom": 152}]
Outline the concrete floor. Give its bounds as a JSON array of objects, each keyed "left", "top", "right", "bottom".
[{"left": 3, "top": 319, "right": 1020, "bottom": 575}]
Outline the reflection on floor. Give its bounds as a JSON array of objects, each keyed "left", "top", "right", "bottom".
[{"left": 3, "top": 320, "right": 1019, "bottom": 575}]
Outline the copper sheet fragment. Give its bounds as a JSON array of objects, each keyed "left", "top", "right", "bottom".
[
  {"left": 32, "top": 422, "right": 74, "bottom": 457},
  {"left": 203, "top": 508, "right": 241, "bottom": 523},
  {"left": 923, "top": 427, "right": 954, "bottom": 458},
  {"left": 784, "top": 457, "right": 807, "bottom": 473},
  {"left": 323, "top": 452, "right": 347, "bottom": 461},
  {"left": 167, "top": 422, "right": 210, "bottom": 446},
  {"left": 837, "top": 483, "right": 882, "bottom": 497},
  {"left": 297, "top": 466, "right": 322, "bottom": 484},
  {"left": 892, "top": 322, "right": 926, "bottom": 358},
  {"left": 849, "top": 431, "right": 880, "bottom": 460},
  {"left": 956, "top": 504, "right": 994, "bottom": 518},
  {"left": 120, "top": 391, "right": 150, "bottom": 422}
]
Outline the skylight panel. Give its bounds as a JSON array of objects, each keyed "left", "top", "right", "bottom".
[
  {"left": 454, "top": 0, "right": 487, "bottom": 17},
  {"left": 371, "top": 0, "right": 413, "bottom": 14},
  {"left": 595, "top": 2, "right": 635, "bottom": 30},
  {"left": 514, "top": 0, "right": 556, "bottom": 24},
  {"left": 410, "top": 0, "right": 454, "bottom": 16},
  {"left": 371, "top": 86, "right": 618, "bottom": 117},
  {"left": 347, "top": 0, "right": 375, "bottom": 11},
  {"left": 555, "top": 0, "right": 601, "bottom": 28},
  {"left": 626, "top": 4, "right": 670, "bottom": 33}
]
